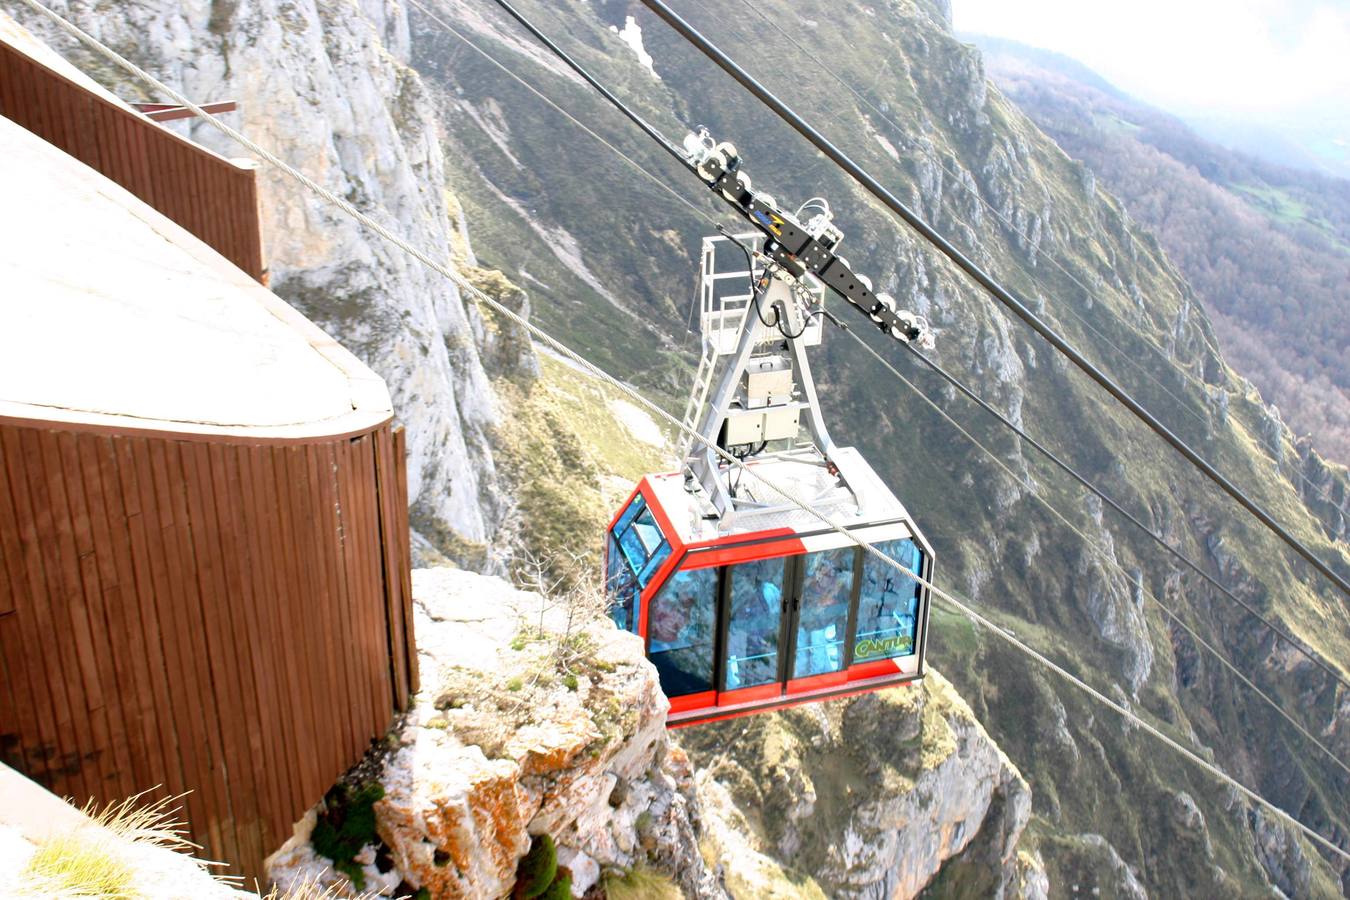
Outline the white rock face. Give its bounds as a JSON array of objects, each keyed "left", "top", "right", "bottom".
[
  {"left": 15, "top": 0, "right": 508, "bottom": 550},
  {"left": 686, "top": 672, "right": 1034, "bottom": 899},
  {"left": 268, "top": 567, "right": 724, "bottom": 898}
]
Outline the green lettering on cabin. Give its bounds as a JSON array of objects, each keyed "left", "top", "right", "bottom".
[{"left": 854, "top": 635, "right": 913, "bottom": 660}]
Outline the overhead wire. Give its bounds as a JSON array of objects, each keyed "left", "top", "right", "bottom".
[
  {"left": 405, "top": 0, "right": 1349, "bottom": 824},
  {"left": 628, "top": 0, "right": 1350, "bottom": 600},
  {"left": 446, "top": 0, "right": 1350, "bottom": 698},
  {"left": 839, "top": 323, "right": 1350, "bottom": 779},
  {"left": 398, "top": 0, "right": 1350, "bottom": 838},
  {"left": 404, "top": 0, "right": 716, "bottom": 228},
  {"left": 902, "top": 338, "right": 1350, "bottom": 690},
  {"left": 408, "top": 0, "right": 1350, "bottom": 784},
  {"left": 406, "top": 0, "right": 733, "bottom": 359},
  {"left": 678, "top": 0, "right": 1350, "bottom": 685},
  {"left": 704, "top": 0, "right": 1344, "bottom": 514},
  {"left": 19, "top": 0, "right": 1347, "bottom": 865}
]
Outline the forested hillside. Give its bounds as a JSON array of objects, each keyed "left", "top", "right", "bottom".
[
  {"left": 973, "top": 34, "right": 1350, "bottom": 464},
  {"left": 407, "top": 0, "right": 1350, "bottom": 895}
]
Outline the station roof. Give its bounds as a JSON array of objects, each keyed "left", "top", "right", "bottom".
[{"left": 0, "top": 114, "right": 392, "bottom": 440}]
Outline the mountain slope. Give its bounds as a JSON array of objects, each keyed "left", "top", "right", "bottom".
[
  {"left": 972, "top": 33, "right": 1350, "bottom": 466},
  {"left": 405, "top": 0, "right": 1350, "bottom": 895}
]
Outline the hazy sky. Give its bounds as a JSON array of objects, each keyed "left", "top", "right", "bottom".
[{"left": 952, "top": 0, "right": 1350, "bottom": 124}]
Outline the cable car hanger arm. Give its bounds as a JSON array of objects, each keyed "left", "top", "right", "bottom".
[{"left": 485, "top": 0, "right": 929, "bottom": 349}]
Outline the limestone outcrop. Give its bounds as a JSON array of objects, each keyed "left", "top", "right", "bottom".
[
  {"left": 268, "top": 567, "right": 723, "bottom": 898},
  {"left": 685, "top": 671, "right": 1037, "bottom": 899}
]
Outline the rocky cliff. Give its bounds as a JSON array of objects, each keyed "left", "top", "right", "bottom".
[
  {"left": 267, "top": 566, "right": 721, "bottom": 898},
  {"left": 14, "top": 0, "right": 513, "bottom": 561},
  {"left": 685, "top": 674, "right": 1040, "bottom": 899}
]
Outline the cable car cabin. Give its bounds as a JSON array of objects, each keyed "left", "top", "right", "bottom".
[
  {"left": 608, "top": 228, "right": 935, "bottom": 726},
  {"left": 605, "top": 450, "right": 933, "bottom": 727}
]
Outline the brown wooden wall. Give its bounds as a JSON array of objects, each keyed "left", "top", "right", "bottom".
[
  {"left": 0, "top": 40, "right": 266, "bottom": 282},
  {"left": 0, "top": 420, "right": 416, "bottom": 885}
]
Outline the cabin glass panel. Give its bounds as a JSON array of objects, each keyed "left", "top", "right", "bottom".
[
  {"left": 854, "top": 539, "right": 923, "bottom": 661},
  {"left": 605, "top": 533, "right": 638, "bottom": 633},
  {"left": 606, "top": 493, "right": 670, "bottom": 633},
  {"left": 725, "top": 557, "right": 785, "bottom": 690},
  {"left": 647, "top": 566, "right": 718, "bottom": 697},
  {"left": 793, "top": 547, "right": 855, "bottom": 678}
]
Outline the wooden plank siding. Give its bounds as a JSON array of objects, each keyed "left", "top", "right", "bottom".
[
  {"left": 0, "top": 420, "right": 415, "bottom": 886},
  {"left": 0, "top": 41, "right": 266, "bottom": 282}
]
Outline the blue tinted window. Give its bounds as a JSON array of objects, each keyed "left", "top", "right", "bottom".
[
  {"left": 638, "top": 540, "right": 672, "bottom": 587},
  {"left": 854, "top": 540, "right": 922, "bottom": 662},
  {"left": 725, "top": 558, "right": 784, "bottom": 690},
  {"left": 648, "top": 566, "right": 718, "bottom": 696},
  {"left": 632, "top": 508, "right": 663, "bottom": 554},
  {"left": 615, "top": 494, "right": 646, "bottom": 534},
  {"left": 606, "top": 491, "right": 671, "bottom": 632},
  {"left": 794, "top": 548, "right": 854, "bottom": 678},
  {"left": 606, "top": 533, "right": 639, "bottom": 633},
  {"left": 618, "top": 523, "right": 649, "bottom": 572}
]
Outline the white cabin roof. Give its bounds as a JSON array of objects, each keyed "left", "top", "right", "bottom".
[
  {"left": 0, "top": 115, "right": 391, "bottom": 439},
  {"left": 646, "top": 445, "right": 913, "bottom": 547}
]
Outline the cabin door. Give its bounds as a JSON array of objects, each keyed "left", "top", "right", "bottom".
[
  {"left": 719, "top": 548, "right": 860, "bottom": 703},
  {"left": 720, "top": 557, "right": 788, "bottom": 702},
  {"left": 784, "top": 548, "right": 856, "bottom": 688}
]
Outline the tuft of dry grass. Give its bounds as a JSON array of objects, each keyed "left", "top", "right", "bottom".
[
  {"left": 84, "top": 792, "right": 198, "bottom": 854},
  {"left": 601, "top": 865, "right": 683, "bottom": 900},
  {"left": 20, "top": 831, "right": 139, "bottom": 898},
  {"left": 15, "top": 790, "right": 218, "bottom": 899},
  {"left": 260, "top": 871, "right": 389, "bottom": 899}
]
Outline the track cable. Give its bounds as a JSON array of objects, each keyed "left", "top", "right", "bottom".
[
  {"left": 702, "top": 0, "right": 1342, "bottom": 512},
  {"left": 629, "top": 0, "right": 1350, "bottom": 600}
]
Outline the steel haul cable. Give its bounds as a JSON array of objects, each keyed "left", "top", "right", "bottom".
[
  {"left": 428, "top": 0, "right": 1350, "bottom": 692},
  {"left": 627, "top": 0, "right": 1350, "bottom": 600},
  {"left": 415, "top": 0, "right": 1350, "bottom": 699},
  {"left": 702, "top": 0, "right": 1343, "bottom": 513},
  {"left": 428, "top": 0, "right": 1350, "bottom": 760},
  {"left": 18, "top": 0, "right": 1347, "bottom": 864},
  {"left": 837, "top": 323, "right": 1350, "bottom": 779},
  {"left": 903, "top": 339, "right": 1350, "bottom": 692}
]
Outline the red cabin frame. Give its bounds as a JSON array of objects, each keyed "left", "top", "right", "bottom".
[{"left": 606, "top": 459, "right": 933, "bottom": 727}]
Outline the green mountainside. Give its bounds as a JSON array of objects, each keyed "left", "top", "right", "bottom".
[
  {"left": 409, "top": 0, "right": 1350, "bottom": 895},
  {"left": 971, "top": 33, "right": 1350, "bottom": 465}
]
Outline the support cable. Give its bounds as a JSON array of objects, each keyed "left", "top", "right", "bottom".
[
  {"left": 456, "top": 0, "right": 1350, "bottom": 777},
  {"left": 709, "top": 0, "right": 1341, "bottom": 512},
  {"left": 479, "top": 0, "right": 693, "bottom": 173},
  {"left": 410, "top": 0, "right": 1350, "bottom": 800},
  {"left": 629, "top": 0, "right": 1350, "bottom": 600},
  {"left": 840, "top": 325, "right": 1350, "bottom": 778},
  {"left": 405, "top": 0, "right": 719, "bottom": 228},
  {"left": 20, "top": 0, "right": 1347, "bottom": 863},
  {"left": 420, "top": 0, "right": 1350, "bottom": 696},
  {"left": 409, "top": 0, "right": 1350, "bottom": 778},
  {"left": 903, "top": 340, "right": 1350, "bottom": 692}
]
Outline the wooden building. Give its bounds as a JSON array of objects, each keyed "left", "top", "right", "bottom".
[{"left": 0, "top": 23, "right": 415, "bottom": 885}]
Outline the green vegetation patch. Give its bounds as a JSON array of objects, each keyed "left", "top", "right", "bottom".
[
  {"left": 21, "top": 832, "right": 137, "bottom": 899},
  {"left": 493, "top": 351, "right": 671, "bottom": 588},
  {"left": 513, "top": 833, "right": 575, "bottom": 900},
  {"left": 311, "top": 781, "right": 386, "bottom": 890}
]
